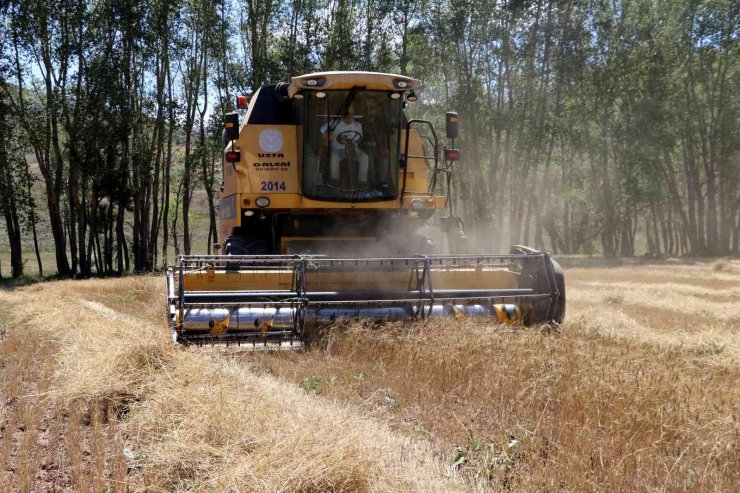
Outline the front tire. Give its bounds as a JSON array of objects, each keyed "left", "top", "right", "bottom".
[
  {"left": 398, "top": 234, "right": 436, "bottom": 256},
  {"left": 223, "top": 236, "right": 268, "bottom": 256},
  {"left": 223, "top": 236, "right": 268, "bottom": 270}
]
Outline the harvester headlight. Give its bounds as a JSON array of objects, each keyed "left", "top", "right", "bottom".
[
  {"left": 255, "top": 197, "right": 270, "bottom": 208},
  {"left": 316, "top": 91, "right": 327, "bottom": 99},
  {"left": 389, "top": 92, "right": 401, "bottom": 100},
  {"left": 302, "top": 77, "right": 325, "bottom": 87},
  {"left": 393, "top": 78, "right": 416, "bottom": 90},
  {"left": 410, "top": 198, "right": 426, "bottom": 209},
  {"left": 407, "top": 91, "right": 418, "bottom": 102},
  {"left": 293, "top": 92, "right": 304, "bottom": 100}
]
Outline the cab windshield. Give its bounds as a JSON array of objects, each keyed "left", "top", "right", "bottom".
[{"left": 301, "top": 90, "right": 402, "bottom": 201}]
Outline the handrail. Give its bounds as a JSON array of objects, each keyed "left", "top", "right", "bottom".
[{"left": 175, "top": 252, "right": 547, "bottom": 263}]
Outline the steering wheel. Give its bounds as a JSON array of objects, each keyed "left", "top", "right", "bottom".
[{"left": 336, "top": 130, "right": 362, "bottom": 144}]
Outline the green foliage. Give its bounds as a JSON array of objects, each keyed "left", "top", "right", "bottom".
[
  {"left": 115, "top": 293, "right": 139, "bottom": 305},
  {"left": 452, "top": 434, "right": 526, "bottom": 485},
  {"left": 0, "top": 0, "right": 737, "bottom": 270},
  {"left": 298, "top": 375, "right": 325, "bottom": 395}
]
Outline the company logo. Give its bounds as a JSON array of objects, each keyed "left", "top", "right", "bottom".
[
  {"left": 259, "top": 129, "right": 283, "bottom": 153},
  {"left": 253, "top": 161, "right": 291, "bottom": 169}
]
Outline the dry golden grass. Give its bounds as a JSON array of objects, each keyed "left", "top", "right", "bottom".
[
  {"left": 3, "top": 279, "right": 465, "bottom": 492},
  {"left": 565, "top": 258, "right": 740, "bottom": 364},
  {"left": 244, "top": 258, "right": 740, "bottom": 491},
  {"left": 248, "top": 322, "right": 739, "bottom": 491},
  {"left": 1, "top": 257, "right": 738, "bottom": 491}
]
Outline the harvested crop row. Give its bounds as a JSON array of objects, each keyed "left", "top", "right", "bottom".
[{"left": 5, "top": 280, "right": 466, "bottom": 492}]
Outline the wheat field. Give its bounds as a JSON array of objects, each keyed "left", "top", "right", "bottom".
[{"left": 0, "top": 257, "right": 738, "bottom": 491}]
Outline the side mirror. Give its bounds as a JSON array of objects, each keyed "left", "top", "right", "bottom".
[
  {"left": 224, "top": 112, "right": 239, "bottom": 142},
  {"left": 445, "top": 111, "right": 459, "bottom": 139}
]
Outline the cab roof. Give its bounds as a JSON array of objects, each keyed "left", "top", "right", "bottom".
[{"left": 288, "top": 71, "right": 419, "bottom": 96}]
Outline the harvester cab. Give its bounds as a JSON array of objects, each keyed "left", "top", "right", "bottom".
[{"left": 167, "top": 71, "right": 565, "bottom": 345}]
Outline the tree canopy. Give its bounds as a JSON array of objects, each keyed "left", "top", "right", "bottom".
[{"left": 0, "top": 0, "right": 737, "bottom": 278}]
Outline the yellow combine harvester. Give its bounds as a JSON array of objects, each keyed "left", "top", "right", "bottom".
[{"left": 166, "top": 71, "right": 565, "bottom": 345}]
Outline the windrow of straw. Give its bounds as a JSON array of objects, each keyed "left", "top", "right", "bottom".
[{"left": 5, "top": 279, "right": 465, "bottom": 492}]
